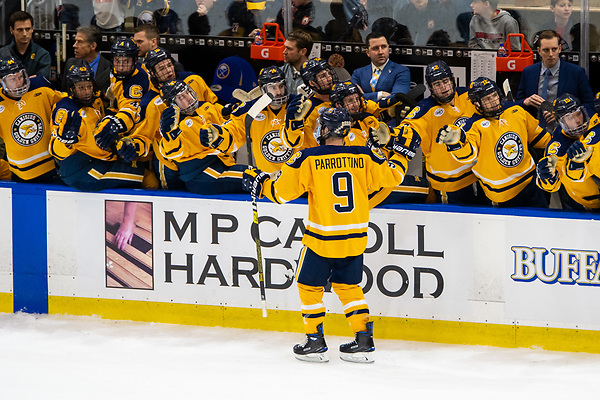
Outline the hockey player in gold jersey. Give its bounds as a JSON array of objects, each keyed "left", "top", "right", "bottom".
[
  {"left": 158, "top": 80, "right": 245, "bottom": 194},
  {"left": 49, "top": 62, "right": 149, "bottom": 191},
  {"left": 129, "top": 47, "right": 220, "bottom": 189},
  {"left": 437, "top": 77, "right": 551, "bottom": 207},
  {"left": 200, "top": 66, "right": 295, "bottom": 173},
  {"left": 537, "top": 93, "right": 600, "bottom": 211},
  {"left": 330, "top": 80, "right": 429, "bottom": 205},
  {"left": 401, "top": 61, "right": 484, "bottom": 204},
  {"left": 93, "top": 38, "right": 150, "bottom": 153},
  {"left": 0, "top": 56, "right": 64, "bottom": 182},
  {"left": 243, "top": 108, "right": 419, "bottom": 363}
]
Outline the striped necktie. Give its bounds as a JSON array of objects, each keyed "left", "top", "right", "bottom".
[{"left": 370, "top": 68, "right": 381, "bottom": 91}]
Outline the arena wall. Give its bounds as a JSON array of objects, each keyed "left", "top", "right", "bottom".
[{"left": 2, "top": 181, "right": 600, "bottom": 353}]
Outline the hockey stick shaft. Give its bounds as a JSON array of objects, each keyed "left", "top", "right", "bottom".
[{"left": 252, "top": 193, "right": 268, "bottom": 317}]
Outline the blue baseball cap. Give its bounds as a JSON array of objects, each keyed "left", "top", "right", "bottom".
[{"left": 210, "top": 56, "right": 258, "bottom": 103}]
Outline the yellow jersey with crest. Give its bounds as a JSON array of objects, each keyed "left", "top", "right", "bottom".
[
  {"left": 451, "top": 105, "right": 550, "bottom": 203},
  {"left": 261, "top": 145, "right": 408, "bottom": 258},
  {"left": 400, "top": 88, "right": 478, "bottom": 192},
  {"left": 50, "top": 96, "right": 113, "bottom": 161},
  {"left": 108, "top": 66, "right": 150, "bottom": 131},
  {"left": 219, "top": 102, "right": 295, "bottom": 173},
  {"left": 0, "top": 87, "right": 64, "bottom": 180}
]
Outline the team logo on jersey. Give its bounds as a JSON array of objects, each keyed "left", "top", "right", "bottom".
[
  {"left": 434, "top": 108, "right": 444, "bottom": 117},
  {"left": 185, "top": 119, "right": 193, "bottom": 127},
  {"left": 481, "top": 120, "right": 491, "bottom": 128},
  {"left": 255, "top": 112, "right": 266, "bottom": 121},
  {"left": 348, "top": 131, "right": 355, "bottom": 142},
  {"left": 0, "top": 105, "right": 4, "bottom": 113},
  {"left": 495, "top": 132, "right": 523, "bottom": 167},
  {"left": 11, "top": 113, "right": 44, "bottom": 146},
  {"left": 154, "top": 97, "right": 164, "bottom": 106},
  {"left": 261, "top": 130, "right": 293, "bottom": 164},
  {"left": 81, "top": 110, "right": 87, "bottom": 118},
  {"left": 454, "top": 116, "right": 468, "bottom": 127}
]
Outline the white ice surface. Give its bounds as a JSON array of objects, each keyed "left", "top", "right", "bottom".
[{"left": 1, "top": 313, "right": 599, "bottom": 399}]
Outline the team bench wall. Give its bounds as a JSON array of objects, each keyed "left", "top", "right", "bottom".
[{"left": 1, "top": 181, "right": 600, "bottom": 353}]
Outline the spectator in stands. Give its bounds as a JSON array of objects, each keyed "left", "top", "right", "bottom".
[
  {"left": 351, "top": 32, "right": 410, "bottom": 102},
  {"left": 281, "top": 30, "right": 313, "bottom": 95},
  {"left": 0, "top": 11, "right": 50, "bottom": 79},
  {"left": 538, "top": 0, "right": 574, "bottom": 50},
  {"left": 394, "top": 0, "right": 459, "bottom": 46},
  {"left": 91, "top": 0, "right": 125, "bottom": 31},
  {"left": 468, "top": 0, "right": 520, "bottom": 50},
  {"left": 217, "top": 0, "right": 257, "bottom": 37},
  {"left": 276, "top": 0, "right": 323, "bottom": 40},
  {"left": 63, "top": 26, "right": 111, "bottom": 94},
  {"left": 371, "top": 17, "right": 413, "bottom": 46},
  {"left": 570, "top": 23, "right": 600, "bottom": 52},
  {"left": 324, "top": 2, "right": 363, "bottom": 42},
  {"left": 516, "top": 29, "right": 594, "bottom": 128}
]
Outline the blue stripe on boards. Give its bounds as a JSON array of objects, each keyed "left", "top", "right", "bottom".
[{"left": 12, "top": 183, "right": 48, "bottom": 314}]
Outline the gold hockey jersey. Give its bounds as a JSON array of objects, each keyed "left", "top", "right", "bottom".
[
  {"left": 108, "top": 67, "right": 149, "bottom": 131},
  {"left": 451, "top": 105, "right": 550, "bottom": 203},
  {"left": 159, "top": 101, "right": 229, "bottom": 164},
  {"left": 261, "top": 145, "right": 408, "bottom": 258},
  {"left": 400, "top": 88, "right": 478, "bottom": 192},
  {"left": 50, "top": 97, "right": 113, "bottom": 161},
  {"left": 0, "top": 87, "right": 64, "bottom": 180},
  {"left": 281, "top": 97, "right": 330, "bottom": 150}
]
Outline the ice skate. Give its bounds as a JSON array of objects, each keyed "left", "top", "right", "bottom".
[
  {"left": 293, "top": 323, "right": 329, "bottom": 362},
  {"left": 339, "top": 321, "right": 375, "bottom": 363}
]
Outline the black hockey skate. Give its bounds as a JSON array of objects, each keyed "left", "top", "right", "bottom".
[
  {"left": 339, "top": 321, "right": 375, "bottom": 363},
  {"left": 293, "top": 323, "right": 329, "bottom": 362}
]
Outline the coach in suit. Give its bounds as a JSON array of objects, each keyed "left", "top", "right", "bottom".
[
  {"left": 516, "top": 29, "right": 594, "bottom": 128},
  {"left": 62, "top": 26, "right": 111, "bottom": 94},
  {"left": 351, "top": 32, "right": 410, "bottom": 102}
]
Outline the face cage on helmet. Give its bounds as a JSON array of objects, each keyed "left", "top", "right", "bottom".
[
  {"left": 1, "top": 70, "right": 30, "bottom": 99},
  {"left": 112, "top": 56, "right": 136, "bottom": 79},
  {"left": 70, "top": 80, "right": 96, "bottom": 106},
  {"left": 473, "top": 89, "right": 503, "bottom": 119},
  {"left": 559, "top": 106, "right": 590, "bottom": 138},
  {"left": 429, "top": 77, "right": 456, "bottom": 104},
  {"left": 262, "top": 81, "right": 289, "bottom": 107},
  {"left": 309, "top": 68, "right": 338, "bottom": 95},
  {"left": 173, "top": 87, "right": 199, "bottom": 115}
]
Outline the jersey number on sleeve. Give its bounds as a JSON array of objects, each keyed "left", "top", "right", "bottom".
[{"left": 332, "top": 171, "right": 355, "bottom": 213}]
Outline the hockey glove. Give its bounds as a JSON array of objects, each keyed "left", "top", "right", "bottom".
[
  {"left": 95, "top": 115, "right": 127, "bottom": 150},
  {"left": 221, "top": 102, "right": 236, "bottom": 119},
  {"left": 379, "top": 92, "right": 419, "bottom": 120},
  {"left": 286, "top": 94, "right": 310, "bottom": 124},
  {"left": 159, "top": 105, "right": 182, "bottom": 141},
  {"left": 436, "top": 124, "right": 466, "bottom": 152},
  {"left": 58, "top": 111, "right": 82, "bottom": 145},
  {"left": 567, "top": 141, "right": 593, "bottom": 164},
  {"left": 368, "top": 122, "right": 391, "bottom": 148},
  {"left": 199, "top": 124, "right": 227, "bottom": 150},
  {"left": 390, "top": 126, "right": 421, "bottom": 160},
  {"left": 116, "top": 137, "right": 140, "bottom": 162},
  {"left": 536, "top": 155, "right": 559, "bottom": 185},
  {"left": 242, "top": 167, "right": 270, "bottom": 198}
]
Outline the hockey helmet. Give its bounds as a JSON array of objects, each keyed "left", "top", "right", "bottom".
[
  {"left": 554, "top": 93, "right": 589, "bottom": 138},
  {"left": 111, "top": 37, "right": 139, "bottom": 80},
  {"left": 316, "top": 107, "right": 352, "bottom": 145},
  {"left": 330, "top": 81, "right": 365, "bottom": 119},
  {"left": 300, "top": 58, "right": 337, "bottom": 95},
  {"left": 258, "top": 66, "right": 288, "bottom": 107},
  {"left": 160, "top": 80, "right": 199, "bottom": 115},
  {"left": 0, "top": 56, "right": 30, "bottom": 99},
  {"left": 144, "top": 47, "right": 176, "bottom": 85},
  {"left": 468, "top": 77, "right": 503, "bottom": 118},
  {"left": 66, "top": 61, "right": 98, "bottom": 106},
  {"left": 425, "top": 60, "right": 456, "bottom": 104}
]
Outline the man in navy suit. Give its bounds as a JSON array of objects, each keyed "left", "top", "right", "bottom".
[
  {"left": 516, "top": 29, "right": 594, "bottom": 128},
  {"left": 351, "top": 32, "right": 410, "bottom": 102}
]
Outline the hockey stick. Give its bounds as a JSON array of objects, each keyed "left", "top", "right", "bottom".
[
  {"left": 502, "top": 79, "right": 514, "bottom": 101},
  {"left": 232, "top": 86, "right": 263, "bottom": 103},
  {"left": 251, "top": 191, "right": 268, "bottom": 317}
]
